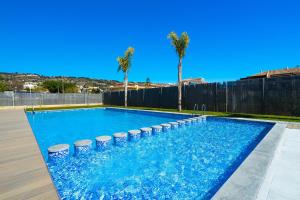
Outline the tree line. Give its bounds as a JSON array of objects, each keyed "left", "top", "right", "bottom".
[{"left": 0, "top": 79, "right": 90, "bottom": 93}]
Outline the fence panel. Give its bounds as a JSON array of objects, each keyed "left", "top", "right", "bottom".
[
  {"left": 128, "top": 90, "right": 138, "bottom": 106},
  {"left": 0, "top": 92, "right": 103, "bottom": 107},
  {"left": 87, "top": 93, "right": 103, "bottom": 104},
  {"left": 160, "top": 86, "right": 178, "bottom": 109},
  {"left": 184, "top": 83, "right": 217, "bottom": 111},
  {"left": 264, "top": 76, "right": 300, "bottom": 115},
  {"left": 143, "top": 88, "right": 161, "bottom": 108},
  {"left": 0, "top": 92, "right": 13, "bottom": 106},
  {"left": 103, "top": 76, "right": 300, "bottom": 116},
  {"left": 227, "top": 79, "right": 263, "bottom": 114},
  {"left": 215, "top": 82, "right": 227, "bottom": 112}
]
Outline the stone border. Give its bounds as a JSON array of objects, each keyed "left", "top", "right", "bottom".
[{"left": 212, "top": 123, "right": 286, "bottom": 200}]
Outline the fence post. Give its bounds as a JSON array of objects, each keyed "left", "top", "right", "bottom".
[
  {"left": 30, "top": 88, "right": 32, "bottom": 107},
  {"left": 143, "top": 89, "right": 145, "bottom": 105},
  {"left": 85, "top": 92, "right": 87, "bottom": 105},
  {"left": 225, "top": 81, "right": 228, "bottom": 113},
  {"left": 183, "top": 85, "right": 185, "bottom": 109},
  {"left": 262, "top": 78, "right": 265, "bottom": 114},
  {"left": 12, "top": 92, "right": 15, "bottom": 107},
  {"left": 160, "top": 87, "right": 163, "bottom": 108},
  {"left": 215, "top": 82, "right": 218, "bottom": 112}
]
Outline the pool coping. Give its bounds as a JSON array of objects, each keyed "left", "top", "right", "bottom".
[
  {"left": 105, "top": 106, "right": 196, "bottom": 117},
  {"left": 212, "top": 121, "right": 286, "bottom": 200}
]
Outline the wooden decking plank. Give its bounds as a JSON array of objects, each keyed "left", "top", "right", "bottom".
[{"left": 0, "top": 109, "right": 59, "bottom": 200}]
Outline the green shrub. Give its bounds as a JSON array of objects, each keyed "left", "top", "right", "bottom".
[
  {"left": 42, "top": 80, "right": 78, "bottom": 93},
  {"left": 0, "top": 81, "right": 8, "bottom": 92}
]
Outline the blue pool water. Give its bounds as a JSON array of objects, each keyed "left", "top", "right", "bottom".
[
  {"left": 26, "top": 108, "right": 273, "bottom": 200},
  {"left": 27, "top": 108, "right": 189, "bottom": 158}
]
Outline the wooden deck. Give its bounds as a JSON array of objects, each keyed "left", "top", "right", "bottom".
[{"left": 0, "top": 109, "right": 59, "bottom": 200}]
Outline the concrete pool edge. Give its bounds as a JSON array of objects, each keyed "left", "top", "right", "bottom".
[
  {"left": 212, "top": 122, "right": 286, "bottom": 200},
  {"left": 105, "top": 106, "right": 195, "bottom": 117}
]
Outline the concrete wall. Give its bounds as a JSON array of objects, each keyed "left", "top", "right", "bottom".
[{"left": 103, "top": 76, "right": 300, "bottom": 116}]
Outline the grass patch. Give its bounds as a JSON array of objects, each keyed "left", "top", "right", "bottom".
[
  {"left": 25, "top": 104, "right": 104, "bottom": 111},
  {"left": 223, "top": 113, "right": 300, "bottom": 122},
  {"left": 26, "top": 104, "right": 300, "bottom": 123},
  {"left": 105, "top": 105, "right": 300, "bottom": 122}
]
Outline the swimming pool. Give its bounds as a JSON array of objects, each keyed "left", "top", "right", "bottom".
[{"left": 26, "top": 108, "right": 274, "bottom": 199}]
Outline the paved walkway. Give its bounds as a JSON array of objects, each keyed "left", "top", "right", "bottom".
[
  {"left": 257, "top": 127, "right": 300, "bottom": 200},
  {"left": 213, "top": 123, "right": 285, "bottom": 200},
  {"left": 0, "top": 109, "right": 58, "bottom": 200}
]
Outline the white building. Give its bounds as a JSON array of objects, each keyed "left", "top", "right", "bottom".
[{"left": 23, "top": 82, "right": 38, "bottom": 90}]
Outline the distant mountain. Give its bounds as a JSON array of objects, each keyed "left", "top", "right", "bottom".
[
  {"left": 0, "top": 72, "right": 122, "bottom": 91},
  {"left": 0, "top": 72, "right": 172, "bottom": 92}
]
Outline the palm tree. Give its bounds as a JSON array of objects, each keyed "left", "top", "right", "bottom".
[
  {"left": 145, "top": 77, "right": 151, "bottom": 87},
  {"left": 117, "top": 47, "right": 135, "bottom": 107},
  {"left": 168, "top": 31, "right": 190, "bottom": 111}
]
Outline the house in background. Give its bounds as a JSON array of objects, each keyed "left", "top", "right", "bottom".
[
  {"left": 109, "top": 82, "right": 173, "bottom": 91},
  {"left": 182, "top": 78, "right": 206, "bottom": 86},
  {"left": 23, "top": 82, "right": 38, "bottom": 90},
  {"left": 241, "top": 66, "right": 300, "bottom": 80},
  {"left": 109, "top": 83, "right": 140, "bottom": 91}
]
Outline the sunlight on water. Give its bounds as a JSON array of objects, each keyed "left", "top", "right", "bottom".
[{"left": 27, "top": 109, "right": 273, "bottom": 200}]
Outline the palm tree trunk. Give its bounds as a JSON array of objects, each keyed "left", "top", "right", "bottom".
[
  {"left": 124, "top": 71, "right": 128, "bottom": 107},
  {"left": 178, "top": 58, "right": 182, "bottom": 111}
]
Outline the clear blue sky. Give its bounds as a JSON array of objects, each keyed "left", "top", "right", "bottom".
[{"left": 0, "top": 0, "right": 299, "bottom": 83}]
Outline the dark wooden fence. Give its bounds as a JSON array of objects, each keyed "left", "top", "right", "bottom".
[{"left": 103, "top": 76, "right": 300, "bottom": 116}]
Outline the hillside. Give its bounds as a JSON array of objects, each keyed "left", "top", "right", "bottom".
[
  {"left": 0, "top": 72, "right": 121, "bottom": 92},
  {"left": 0, "top": 72, "right": 171, "bottom": 92}
]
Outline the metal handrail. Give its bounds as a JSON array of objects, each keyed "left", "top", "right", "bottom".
[
  {"left": 193, "top": 104, "right": 199, "bottom": 116},
  {"left": 201, "top": 104, "right": 206, "bottom": 115},
  {"left": 32, "top": 105, "right": 35, "bottom": 114}
]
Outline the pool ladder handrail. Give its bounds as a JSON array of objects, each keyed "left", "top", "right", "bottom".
[
  {"left": 23, "top": 105, "right": 35, "bottom": 114},
  {"left": 201, "top": 104, "right": 206, "bottom": 116},
  {"left": 192, "top": 104, "right": 199, "bottom": 116}
]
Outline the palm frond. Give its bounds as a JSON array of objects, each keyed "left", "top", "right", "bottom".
[
  {"left": 116, "top": 57, "right": 123, "bottom": 72},
  {"left": 125, "top": 47, "right": 134, "bottom": 58},
  {"left": 116, "top": 47, "right": 135, "bottom": 73},
  {"left": 168, "top": 31, "right": 189, "bottom": 58}
]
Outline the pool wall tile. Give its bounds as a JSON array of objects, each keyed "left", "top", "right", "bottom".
[
  {"left": 96, "top": 136, "right": 112, "bottom": 150},
  {"left": 140, "top": 127, "right": 152, "bottom": 137},
  {"left": 151, "top": 125, "right": 163, "bottom": 134},
  {"left": 113, "top": 132, "right": 127, "bottom": 146},
  {"left": 128, "top": 130, "right": 142, "bottom": 141},
  {"left": 48, "top": 144, "right": 70, "bottom": 160},
  {"left": 169, "top": 122, "right": 179, "bottom": 129},
  {"left": 74, "top": 139, "right": 92, "bottom": 155},
  {"left": 161, "top": 123, "right": 171, "bottom": 132}
]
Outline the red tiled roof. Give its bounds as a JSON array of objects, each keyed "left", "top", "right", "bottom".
[{"left": 241, "top": 67, "right": 300, "bottom": 80}]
